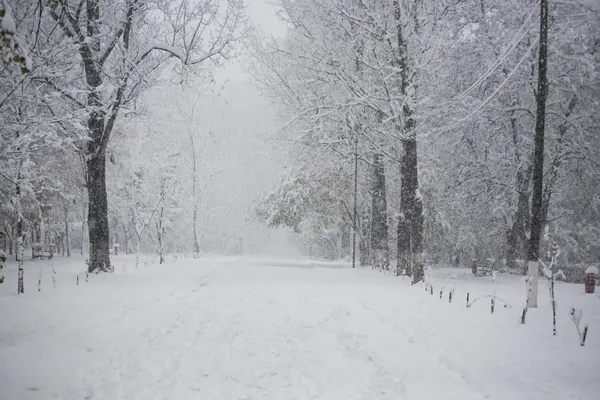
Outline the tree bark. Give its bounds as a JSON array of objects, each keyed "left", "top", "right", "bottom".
[
  {"left": 507, "top": 163, "right": 533, "bottom": 272},
  {"left": 527, "top": 0, "right": 550, "bottom": 308},
  {"left": 358, "top": 212, "right": 371, "bottom": 266},
  {"left": 9, "top": 226, "right": 14, "bottom": 256},
  {"left": 157, "top": 181, "right": 166, "bottom": 264},
  {"left": 352, "top": 135, "right": 359, "bottom": 268},
  {"left": 16, "top": 181, "right": 24, "bottom": 294},
  {"left": 394, "top": 0, "right": 423, "bottom": 283},
  {"left": 192, "top": 174, "right": 201, "bottom": 256},
  {"left": 370, "top": 153, "right": 389, "bottom": 270},
  {"left": 87, "top": 152, "right": 111, "bottom": 272},
  {"left": 403, "top": 136, "right": 424, "bottom": 283},
  {"left": 81, "top": 206, "right": 86, "bottom": 256}
]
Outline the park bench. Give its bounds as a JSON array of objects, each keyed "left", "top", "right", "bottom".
[
  {"left": 471, "top": 259, "right": 494, "bottom": 277},
  {"left": 32, "top": 244, "right": 53, "bottom": 260}
]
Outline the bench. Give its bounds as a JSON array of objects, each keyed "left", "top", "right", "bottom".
[
  {"left": 471, "top": 260, "right": 493, "bottom": 277},
  {"left": 32, "top": 245, "right": 53, "bottom": 260}
]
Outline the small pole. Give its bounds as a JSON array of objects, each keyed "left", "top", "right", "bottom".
[{"left": 581, "top": 326, "right": 588, "bottom": 346}]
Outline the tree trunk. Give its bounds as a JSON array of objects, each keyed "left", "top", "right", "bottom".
[
  {"left": 193, "top": 201, "right": 200, "bottom": 257},
  {"left": 157, "top": 183, "right": 166, "bottom": 264},
  {"left": 403, "top": 136, "right": 424, "bottom": 284},
  {"left": 506, "top": 227, "right": 517, "bottom": 270},
  {"left": 358, "top": 212, "right": 371, "bottom": 266},
  {"left": 507, "top": 165, "right": 532, "bottom": 272},
  {"left": 341, "top": 223, "right": 350, "bottom": 258},
  {"left": 9, "top": 226, "right": 14, "bottom": 256},
  {"left": 352, "top": 135, "right": 359, "bottom": 268},
  {"left": 370, "top": 153, "right": 389, "bottom": 270},
  {"left": 87, "top": 153, "right": 111, "bottom": 272},
  {"left": 81, "top": 206, "right": 86, "bottom": 256},
  {"left": 191, "top": 143, "right": 201, "bottom": 257},
  {"left": 16, "top": 179, "right": 24, "bottom": 294},
  {"left": 527, "top": 0, "right": 550, "bottom": 308},
  {"left": 83, "top": 2, "right": 111, "bottom": 272},
  {"left": 394, "top": 0, "right": 423, "bottom": 283}
]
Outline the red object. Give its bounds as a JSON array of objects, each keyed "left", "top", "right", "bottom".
[{"left": 584, "top": 274, "right": 596, "bottom": 294}]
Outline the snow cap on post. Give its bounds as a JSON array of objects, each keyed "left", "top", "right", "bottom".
[{"left": 584, "top": 266, "right": 599, "bottom": 275}]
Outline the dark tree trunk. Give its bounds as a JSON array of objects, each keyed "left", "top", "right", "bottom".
[
  {"left": 352, "top": 135, "right": 359, "bottom": 268},
  {"left": 396, "top": 215, "right": 410, "bottom": 275},
  {"left": 507, "top": 164, "right": 533, "bottom": 272},
  {"left": 403, "top": 137, "right": 424, "bottom": 283},
  {"left": 81, "top": 206, "right": 86, "bottom": 256},
  {"left": 82, "top": 0, "right": 112, "bottom": 273},
  {"left": 527, "top": 0, "right": 550, "bottom": 308},
  {"left": 370, "top": 153, "right": 389, "bottom": 269},
  {"left": 393, "top": 0, "right": 423, "bottom": 283},
  {"left": 87, "top": 153, "right": 111, "bottom": 272},
  {"left": 9, "top": 226, "right": 13, "bottom": 256},
  {"left": 65, "top": 210, "right": 70, "bottom": 257},
  {"left": 16, "top": 181, "right": 24, "bottom": 294}
]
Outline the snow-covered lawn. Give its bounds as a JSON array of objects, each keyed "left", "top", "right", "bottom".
[{"left": 0, "top": 255, "right": 598, "bottom": 400}]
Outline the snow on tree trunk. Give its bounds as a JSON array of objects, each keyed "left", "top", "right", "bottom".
[{"left": 527, "top": 0, "right": 550, "bottom": 308}]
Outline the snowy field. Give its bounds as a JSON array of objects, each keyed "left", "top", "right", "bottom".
[{"left": 0, "top": 254, "right": 599, "bottom": 400}]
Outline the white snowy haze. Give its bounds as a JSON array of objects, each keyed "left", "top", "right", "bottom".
[{"left": 106, "top": 1, "right": 294, "bottom": 257}]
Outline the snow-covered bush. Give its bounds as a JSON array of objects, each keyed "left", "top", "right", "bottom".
[{"left": 0, "top": 0, "right": 31, "bottom": 73}]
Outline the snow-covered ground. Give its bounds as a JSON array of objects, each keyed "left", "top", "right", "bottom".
[{"left": 0, "top": 254, "right": 598, "bottom": 400}]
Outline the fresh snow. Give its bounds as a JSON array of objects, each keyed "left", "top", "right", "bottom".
[
  {"left": 585, "top": 266, "right": 599, "bottom": 275},
  {"left": 0, "top": 255, "right": 599, "bottom": 400},
  {"left": 0, "top": 1, "right": 17, "bottom": 34}
]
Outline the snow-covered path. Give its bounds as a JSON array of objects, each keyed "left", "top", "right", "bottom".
[{"left": 1, "top": 256, "right": 598, "bottom": 400}]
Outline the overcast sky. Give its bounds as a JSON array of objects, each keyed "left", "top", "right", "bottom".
[
  {"left": 216, "top": 0, "right": 287, "bottom": 83},
  {"left": 136, "top": 1, "right": 291, "bottom": 251}
]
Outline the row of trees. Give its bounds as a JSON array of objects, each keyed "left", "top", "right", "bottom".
[
  {"left": 252, "top": 0, "right": 600, "bottom": 291},
  {"left": 1, "top": 0, "right": 247, "bottom": 291}
]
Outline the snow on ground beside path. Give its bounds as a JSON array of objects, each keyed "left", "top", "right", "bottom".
[{"left": 0, "top": 255, "right": 599, "bottom": 400}]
